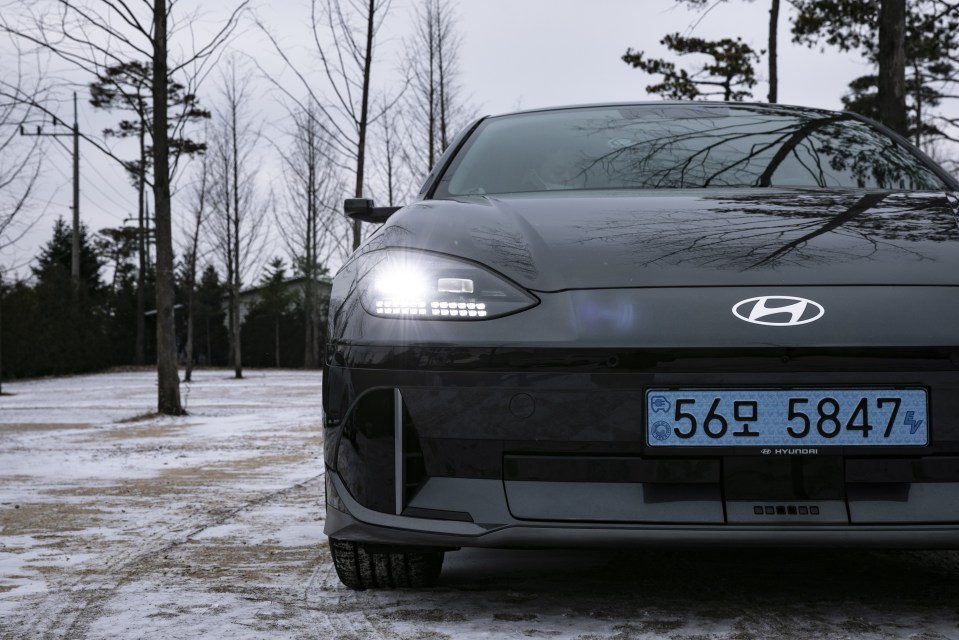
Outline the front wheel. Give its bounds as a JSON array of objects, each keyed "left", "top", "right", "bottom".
[{"left": 329, "top": 539, "right": 444, "bottom": 590}]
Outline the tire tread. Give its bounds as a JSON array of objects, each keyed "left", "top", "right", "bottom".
[{"left": 329, "top": 538, "right": 443, "bottom": 590}]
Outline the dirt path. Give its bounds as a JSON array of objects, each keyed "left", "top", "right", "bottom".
[{"left": 2, "top": 371, "right": 959, "bottom": 639}]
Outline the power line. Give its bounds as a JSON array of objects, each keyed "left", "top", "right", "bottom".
[
  {"left": 21, "top": 93, "right": 80, "bottom": 291},
  {"left": 48, "top": 144, "right": 130, "bottom": 219}
]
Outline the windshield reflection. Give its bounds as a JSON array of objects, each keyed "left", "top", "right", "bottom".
[
  {"left": 566, "top": 190, "right": 959, "bottom": 272},
  {"left": 437, "top": 105, "right": 948, "bottom": 196}
]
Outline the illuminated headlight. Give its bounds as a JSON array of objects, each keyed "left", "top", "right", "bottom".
[{"left": 357, "top": 249, "right": 538, "bottom": 320}]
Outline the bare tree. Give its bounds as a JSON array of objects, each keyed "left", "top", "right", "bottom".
[
  {"left": 0, "top": 0, "right": 247, "bottom": 415},
  {"left": 258, "top": 0, "right": 401, "bottom": 251},
  {"left": 207, "top": 57, "right": 265, "bottom": 380},
  {"left": 0, "top": 35, "right": 44, "bottom": 252},
  {"left": 275, "top": 102, "right": 344, "bottom": 368},
  {"left": 404, "top": 0, "right": 468, "bottom": 176},
  {"left": 371, "top": 101, "right": 411, "bottom": 206},
  {"left": 178, "top": 139, "right": 209, "bottom": 383},
  {"left": 0, "top": 36, "right": 45, "bottom": 396}
]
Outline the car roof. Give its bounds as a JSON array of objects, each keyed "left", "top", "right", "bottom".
[{"left": 490, "top": 101, "right": 841, "bottom": 119}]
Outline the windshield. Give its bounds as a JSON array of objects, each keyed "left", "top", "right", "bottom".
[{"left": 434, "top": 105, "right": 948, "bottom": 196}]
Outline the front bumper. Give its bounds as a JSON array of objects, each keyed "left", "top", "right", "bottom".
[
  {"left": 323, "top": 346, "right": 959, "bottom": 549},
  {"left": 326, "top": 472, "right": 959, "bottom": 549}
]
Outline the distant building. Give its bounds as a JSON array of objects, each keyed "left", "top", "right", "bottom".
[
  {"left": 222, "top": 275, "right": 334, "bottom": 368},
  {"left": 229, "top": 275, "right": 333, "bottom": 324}
]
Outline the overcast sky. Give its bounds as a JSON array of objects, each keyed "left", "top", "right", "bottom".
[
  {"left": 0, "top": 0, "right": 942, "bottom": 279},
  {"left": 455, "top": 0, "right": 870, "bottom": 113}
]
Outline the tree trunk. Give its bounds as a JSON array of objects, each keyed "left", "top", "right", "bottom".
[
  {"left": 275, "top": 315, "right": 280, "bottom": 368},
  {"left": 231, "top": 138, "right": 243, "bottom": 379},
  {"left": 0, "top": 273, "right": 4, "bottom": 396},
  {"left": 227, "top": 290, "right": 235, "bottom": 368},
  {"left": 135, "top": 127, "right": 147, "bottom": 365},
  {"left": 184, "top": 164, "right": 204, "bottom": 383},
  {"left": 231, "top": 293, "right": 242, "bottom": 378},
  {"left": 312, "top": 299, "right": 321, "bottom": 368},
  {"left": 427, "top": 1, "right": 436, "bottom": 168},
  {"left": 912, "top": 62, "right": 922, "bottom": 148},
  {"left": 351, "top": 0, "right": 376, "bottom": 251},
  {"left": 878, "top": 0, "right": 908, "bottom": 136},
  {"left": 225, "top": 73, "right": 244, "bottom": 380},
  {"left": 436, "top": 0, "right": 449, "bottom": 150},
  {"left": 767, "top": 0, "right": 779, "bottom": 103},
  {"left": 184, "top": 280, "right": 194, "bottom": 382},
  {"left": 152, "top": 0, "right": 184, "bottom": 415},
  {"left": 223, "top": 150, "right": 236, "bottom": 372},
  {"left": 304, "top": 277, "right": 316, "bottom": 369}
]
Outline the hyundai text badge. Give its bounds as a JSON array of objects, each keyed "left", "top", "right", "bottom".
[{"left": 732, "top": 296, "right": 825, "bottom": 326}]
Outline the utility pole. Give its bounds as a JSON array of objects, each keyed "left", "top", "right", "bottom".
[
  {"left": 71, "top": 93, "right": 80, "bottom": 286},
  {"left": 21, "top": 92, "right": 81, "bottom": 291}
]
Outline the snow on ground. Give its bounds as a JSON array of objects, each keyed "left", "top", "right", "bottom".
[
  {"left": 2, "top": 369, "right": 959, "bottom": 640},
  {"left": 0, "top": 369, "right": 326, "bottom": 639}
]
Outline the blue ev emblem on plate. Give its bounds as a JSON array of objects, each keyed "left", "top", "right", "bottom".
[{"left": 650, "top": 396, "right": 671, "bottom": 413}]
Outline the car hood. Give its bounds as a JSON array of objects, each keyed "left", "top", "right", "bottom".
[{"left": 367, "top": 188, "right": 959, "bottom": 290}]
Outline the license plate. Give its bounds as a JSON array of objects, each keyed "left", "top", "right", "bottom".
[{"left": 645, "top": 389, "right": 928, "bottom": 447}]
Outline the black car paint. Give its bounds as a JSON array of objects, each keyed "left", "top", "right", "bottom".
[
  {"left": 323, "top": 103, "right": 959, "bottom": 549},
  {"left": 337, "top": 189, "right": 959, "bottom": 294}
]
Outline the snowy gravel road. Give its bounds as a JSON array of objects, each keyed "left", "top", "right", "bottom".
[{"left": 1, "top": 370, "right": 959, "bottom": 639}]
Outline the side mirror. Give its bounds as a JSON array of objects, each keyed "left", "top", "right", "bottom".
[{"left": 344, "top": 198, "right": 401, "bottom": 223}]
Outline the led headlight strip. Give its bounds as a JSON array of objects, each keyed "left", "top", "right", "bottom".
[{"left": 358, "top": 249, "right": 537, "bottom": 320}]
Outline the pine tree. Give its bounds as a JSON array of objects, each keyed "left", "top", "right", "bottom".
[
  {"left": 792, "top": 0, "right": 959, "bottom": 147},
  {"left": 623, "top": 34, "right": 762, "bottom": 101},
  {"left": 250, "top": 258, "right": 295, "bottom": 368},
  {"left": 33, "top": 217, "right": 104, "bottom": 297},
  {"left": 27, "top": 218, "right": 110, "bottom": 375},
  {"left": 90, "top": 60, "right": 210, "bottom": 365},
  {"left": 193, "top": 265, "right": 229, "bottom": 366}
]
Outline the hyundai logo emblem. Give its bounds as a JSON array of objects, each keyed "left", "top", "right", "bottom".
[{"left": 732, "top": 296, "right": 825, "bottom": 326}]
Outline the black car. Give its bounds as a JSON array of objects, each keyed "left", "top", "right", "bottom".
[{"left": 323, "top": 102, "right": 959, "bottom": 590}]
